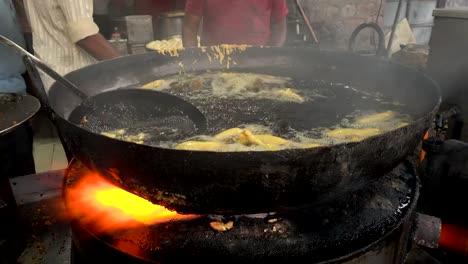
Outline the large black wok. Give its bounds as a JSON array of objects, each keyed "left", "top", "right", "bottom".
[{"left": 48, "top": 47, "right": 440, "bottom": 214}]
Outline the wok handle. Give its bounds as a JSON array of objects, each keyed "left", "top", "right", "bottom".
[
  {"left": 348, "top": 22, "right": 386, "bottom": 57},
  {"left": 23, "top": 56, "right": 55, "bottom": 119},
  {"left": 23, "top": 56, "right": 74, "bottom": 162},
  {"left": 435, "top": 105, "right": 462, "bottom": 133}
]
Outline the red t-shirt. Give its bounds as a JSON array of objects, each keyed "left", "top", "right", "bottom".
[{"left": 185, "top": 0, "right": 288, "bottom": 46}]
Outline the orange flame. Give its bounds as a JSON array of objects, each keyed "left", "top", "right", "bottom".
[{"left": 67, "top": 172, "right": 198, "bottom": 233}]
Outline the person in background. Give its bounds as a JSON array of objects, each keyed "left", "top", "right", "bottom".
[
  {"left": 13, "top": 0, "right": 33, "bottom": 54},
  {"left": 23, "top": 0, "right": 121, "bottom": 91},
  {"left": 0, "top": 0, "right": 36, "bottom": 177},
  {"left": 182, "top": 0, "right": 288, "bottom": 48}
]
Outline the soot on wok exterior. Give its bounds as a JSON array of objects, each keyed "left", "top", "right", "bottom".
[{"left": 48, "top": 47, "right": 440, "bottom": 214}]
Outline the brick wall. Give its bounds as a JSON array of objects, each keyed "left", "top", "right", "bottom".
[
  {"left": 445, "top": 0, "right": 468, "bottom": 7},
  {"left": 297, "top": 0, "right": 384, "bottom": 49}
]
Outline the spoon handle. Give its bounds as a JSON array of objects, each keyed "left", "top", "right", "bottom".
[{"left": 0, "top": 34, "right": 88, "bottom": 100}]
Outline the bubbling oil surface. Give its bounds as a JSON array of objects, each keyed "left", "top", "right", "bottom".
[{"left": 102, "top": 71, "right": 413, "bottom": 150}]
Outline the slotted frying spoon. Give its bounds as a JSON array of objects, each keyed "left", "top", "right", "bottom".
[{"left": 0, "top": 35, "right": 207, "bottom": 143}]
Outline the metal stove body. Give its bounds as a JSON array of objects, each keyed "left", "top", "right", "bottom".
[{"left": 63, "top": 159, "right": 420, "bottom": 264}]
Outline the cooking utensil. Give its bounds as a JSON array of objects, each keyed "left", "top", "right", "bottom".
[
  {"left": 295, "top": 0, "right": 319, "bottom": 44},
  {"left": 157, "top": 11, "right": 184, "bottom": 40},
  {"left": 125, "top": 15, "right": 154, "bottom": 45},
  {"left": 0, "top": 35, "right": 87, "bottom": 100},
  {"left": 0, "top": 93, "right": 40, "bottom": 136},
  {"left": 0, "top": 34, "right": 207, "bottom": 140},
  {"left": 47, "top": 47, "right": 440, "bottom": 214}
]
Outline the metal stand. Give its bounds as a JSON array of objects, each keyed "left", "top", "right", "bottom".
[{"left": 0, "top": 167, "right": 25, "bottom": 264}]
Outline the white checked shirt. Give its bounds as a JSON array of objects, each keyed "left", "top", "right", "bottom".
[{"left": 24, "top": 0, "right": 99, "bottom": 91}]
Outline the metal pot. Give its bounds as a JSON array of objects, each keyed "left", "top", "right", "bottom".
[
  {"left": 157, "top": 11, "right": 184, "bottom": 40},
  {"left": 47, "top": 47, "right": 441, "bottom": 214},
  {"left": 0, "top": 93, "right": 40, "bottom": 136}
]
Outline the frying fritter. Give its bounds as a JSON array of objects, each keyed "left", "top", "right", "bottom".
[
  {"left": 100, "top": 129, "right": 146, "bottom": 144},
  {"left": 245, "top": 78, "right": 265, "bottom": 92},
  {"left": 175, "top": 141, "right": 226, "bottom": 151},
  {"left": 271, "top": 88, "right": 304, "bottom": 103},
  {"left": 256, "top": 134, "right": 289, "bottom": 145},
  {"left": 326, "top": 128, "right": 382, "bottom": 142},
  {"left": 171, "top": 79, "right": 204, "bottom": 93},
  {"left": 238, "top": 129, "right": 280, "bottom": 151},
  {"left": 142, "top": 79, "right": 166, "bottom": 89},
  {"left": 301, "top": 143, "right": 322, "bottom": 148},
  {"left": 213, "top": 128, "right": 244, "bottom": 141},
  {"left": 355, "top": 111, "right": 397, "bottom": 125}
]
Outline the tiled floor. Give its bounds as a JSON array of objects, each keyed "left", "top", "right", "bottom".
[{"left": 31, "top": 113, "right": 68, "bottom": 173}]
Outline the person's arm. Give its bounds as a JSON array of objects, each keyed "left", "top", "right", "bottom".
[
  {"left": 182, "top": 13, "right": 202, "bottom": 48},
  {"left": 269, "top": 17, "right": 287, "bottom": 47},
  {"left": 77, "top": 33, "right": 120, "bottom": 60},
  {"left": 269, "top": 0, "right": 289, "bottom": 47},
  {"left": 182, "top": 0, "right": 204, "bottom": 48},
  {"left": 58, "top": 0, "right": 120, "bottom": 60}
]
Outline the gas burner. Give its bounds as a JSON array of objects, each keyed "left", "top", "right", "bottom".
[{"left": 62, "top": 159, "right": 419, "bottom": 263}]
